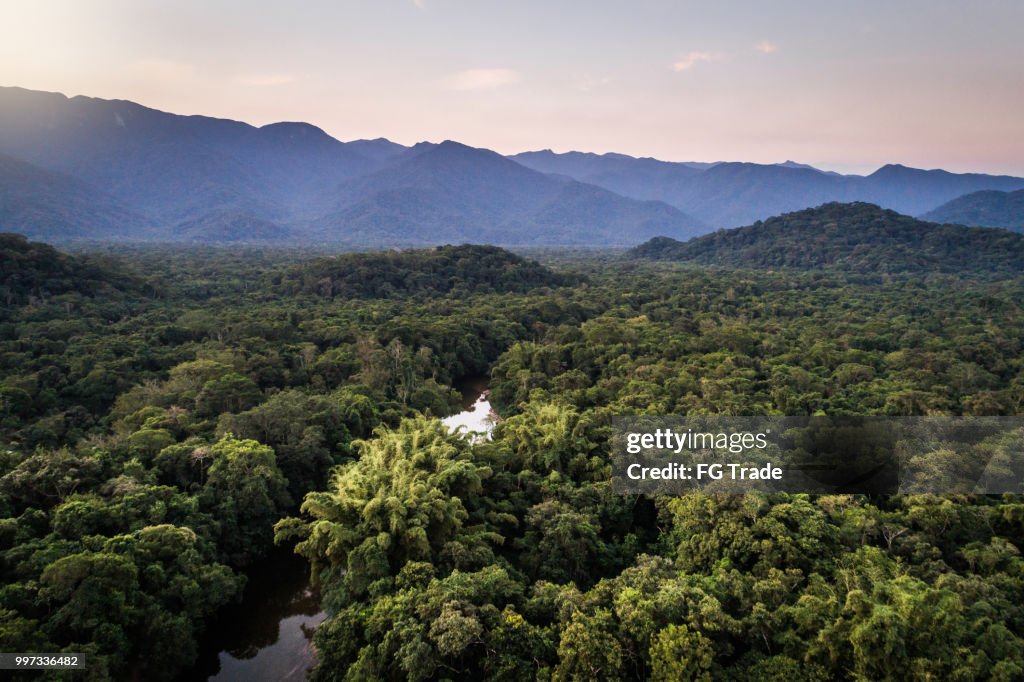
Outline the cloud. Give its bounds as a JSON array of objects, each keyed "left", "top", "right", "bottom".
[
  {"left": 237, "top": 73, "right": 297, "bottom": 87},
  {"left": 754, "top": 40, "right": 778, "bottom": 54},
  {"left": 412, "top": 0, "right": 426, "bottom": 7},
  {"left": 443, "top": 68, "right": 519, "bottom": 91},
  {"left": 129, "top": 59, "right": 195, "bottom": 82},
  {"left": 672, "top": 51, "right": 716, "bottom": 72}
]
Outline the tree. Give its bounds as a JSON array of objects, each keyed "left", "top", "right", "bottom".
[
  {"left": 553, "top": 609, "right": 624, "bottom": 682},
  {"left": 201, "top": 434, "right": 291, "bottom": 565},
  {"left": 649, "top": 624, "right": 714, "bottom": 682},
  {"left": 279, "top": 417, "right": 501, "bottom": 598}
]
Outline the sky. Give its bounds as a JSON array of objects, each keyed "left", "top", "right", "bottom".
[{"left": 1, "top": 0, "right": 1022, "bottom": 175}]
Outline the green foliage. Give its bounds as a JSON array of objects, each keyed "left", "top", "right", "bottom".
[
  {"left": 0, "top": 233, "right": 146, "bottom": 307},
  {"left": 649, "top": 624, "right": 713, "bottom": 681},
  {"left": 279, "top": 417, "right": 501, "bottom": 599},
  {"left": 2, "top": 240, "right": 1024, "bottom": 680},
  {"left": 217, "top": 387, "right": 375, "bottom": 500},
  {"left": 27, "top": 523, "right": 243, "bottom": 680},
  {"left": 554, "top": 609, "right": 625, "bottom": 681},
  {"left": 631, "top": 202, "right": 1024, "bottom": 275},
  {"left": 201, "top": 434, "right": 291, "bottom": 565},
  {"left": 275, "top": 244, "right": 576, "bottom": 299}
]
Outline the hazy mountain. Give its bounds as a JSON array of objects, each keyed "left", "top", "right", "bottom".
[
  {"left": 344, "top": 138, "right": 410, "bottom": 164},
  {"left": 0, "top": 86, "right": 373, "bottom": 226},
  {"left": 512, "top": 150, "right": 1024, "bottom": 228},
  {"left": 509, "top": 150, "right": 709, "bottom": 206},
  {"left": 0, "top": 153, "right": 145, "bottom": 239},
  {"left": 857, "top": 164, "right": 1024, "bottom": 217},
  {"left": 774, "top": 160, "right": 826, "bottom": 172},
  {"left": 672, "top": 162, "right": 858, "bottom": 227},
  {"left": 173, "top": 210, "right": 290, "bottom": 242},
  {"left": 316, "top": 141, "right": 706, "bottom": 245},
  {"left": 3, "top": 85, "right": 1024, "bottom": 245},
  {"left": 0, "top": 87, "right": 702, "bottom": 245},
  {"left": 512, "top": 150, "right": 856, "bottom": 226},
  {"left": 629, "top": 202, "right": 1024, "bottom": 274},
  {"left": 919, "top": 189, "right": 1024, "bottom": 232}
]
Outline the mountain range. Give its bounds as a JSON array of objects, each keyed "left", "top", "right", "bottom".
[
  {"left": 0, "top": 87, "right": 701, "bottom": 245},
  {"left": 511, "top": 151, "right": 1024, "bottom": 227},
  {"left": 1, "top": 86, "right": 1023, "bottom": 245}
]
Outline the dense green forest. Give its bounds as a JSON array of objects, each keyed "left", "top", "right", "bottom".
[
  {"left": 1, "top": 230, "right": 1023, "bottom": 680},
  {"left": 273, "top": 245, "right": 577, "bottom": 299},
  {"left": 630, "top": 202, "right": 1024, "bottom": 274}
]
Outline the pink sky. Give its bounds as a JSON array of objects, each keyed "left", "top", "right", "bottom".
[{"left": 2, "top": 0, "right": 1022, "bottom": 175}]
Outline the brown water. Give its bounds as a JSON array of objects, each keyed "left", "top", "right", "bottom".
[{"left": 179, "top": 551, "right": 325, "bottom": 681}]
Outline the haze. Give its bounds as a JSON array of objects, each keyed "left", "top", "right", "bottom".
[{"left": 2, "top": 0, "right": 1022, "bottom": 175}]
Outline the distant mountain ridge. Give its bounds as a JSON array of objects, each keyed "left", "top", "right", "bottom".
[
  {"left": 315, "top": 141, "right": 703, "bottom": 245},
  {"left": 512, "top": 151, "right": 1024, "bottom": 227},
  {"left": 921, "top": 189, "right": 1024, "bottom": 231},
  {"left": 1, "top": 86, "right": 1023, "bottom": 245},
  {"left": 629, "top": 202, "right": 1024, "bottom": 275},
  {"left": 0, "top": 87, "right": 377, "bottom": 232},
  {"left": 0, "top": 87, "right": 702, "bottom": 245}
]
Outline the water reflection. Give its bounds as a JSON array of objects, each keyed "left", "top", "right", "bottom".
[
  {"left": 179, "top": 551, "right": 325, "bottom": 681},
  {"left": 442, "top": 376, "right": 496, "bottom": 440}
]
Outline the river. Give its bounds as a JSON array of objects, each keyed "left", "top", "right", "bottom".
[
  {"left": 179, "top": 550, "right": 325, "bottom": 681},
  {"left": 442, "top": 375, "right": 497, "bottom": 440},
  {"left": 180, "top": 378, "right": 493, "bottom": 681}
]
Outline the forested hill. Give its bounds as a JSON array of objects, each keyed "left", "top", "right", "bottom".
[
  {"left": 274, "top": 244, "right": 576, "bottom": 298},
  {"left": 629, "top": 202, "right": 1024, "bottom": 274},
  {"left": 921, "top": 189, "right": 1024, "bottom": 231},
  {"left": 0, "top": 233, "right": 146, "bottom": 306}
]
